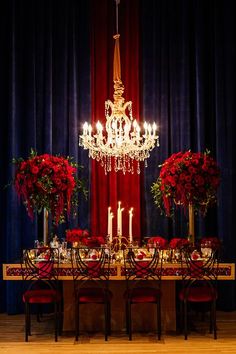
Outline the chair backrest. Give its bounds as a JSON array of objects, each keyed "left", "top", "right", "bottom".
[
  {"left": 21, "top": 247, "right": 60, "bottom": 289},
  {"left": 123, "top": 247, "right": 163, "bottom": 284},
  {"left": 180, "top": 245, "right": 219, "bottom": 293},
  {"left": 70, "top": 247, "right": 110, "bottom": 286}
]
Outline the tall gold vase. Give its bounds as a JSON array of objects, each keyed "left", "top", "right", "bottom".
[
  {"left": 43, "top": 208, "right": 49, "bottom": 245},
  {"left": 188, "top": 203, "right": 195, "bottom": 245}
]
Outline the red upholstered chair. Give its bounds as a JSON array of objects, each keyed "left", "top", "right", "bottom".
[
  {"left": 21, "top": 247, "right": 62, "bottom": 342},
  {"left": 178, "top": 246, "right": 219, "bottom": 339},
  {"left": 123, "top": 247, "right": 163, "bottom": 340},
  {"left": 71, "top": 247, "right": 112, "bottom": 341}
]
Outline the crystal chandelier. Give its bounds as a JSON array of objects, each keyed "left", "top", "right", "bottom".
[{"left": 79, "top": 0, "right": 159, "bottom": 175}]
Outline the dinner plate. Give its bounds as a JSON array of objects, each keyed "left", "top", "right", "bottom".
[{"left": 34, "top": 258, "right": 48, "bottom": 262}]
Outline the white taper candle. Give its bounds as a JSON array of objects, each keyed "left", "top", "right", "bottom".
[{"left": 129, "top": 208, "right": 133, "bottom": 243}]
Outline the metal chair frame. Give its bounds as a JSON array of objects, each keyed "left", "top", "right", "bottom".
[
  {"left": 71, "top": 246, "right": 112, "bottom": 341},
  {"left": 21, "top": 247, "right": 62, "bottom": 342},
  {"left": 179, "top": 246, "right": 219, "bottom": 340},
  {"left": 123, "top": 247, "right": 163, "bottom": 340}
]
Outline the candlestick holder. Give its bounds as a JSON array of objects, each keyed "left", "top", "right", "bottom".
[{"left": 110, "top": 234, "right": 130, "bottom": 253}]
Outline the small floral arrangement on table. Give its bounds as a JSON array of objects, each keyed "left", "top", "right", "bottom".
[
  {"left": 66, "top": 229, "right": 105, "bottom": 247},
  {"left": 200, "top": 237, "right": 221, "bottom": 250},
  {"left": 13, "top": 149, "right": 87, "bottom": 224},
  {"left": 147, "top": 236, "right": 168, "bottom": 249},
  {"left": 85, "top": 236, "right": 106, "bottom": 248},
  {"left": 151, "top": 150, "right": 220, "bottom": 217},
  {"left": 169, "top": 238, "right": 190, "bottom": 249},
  {"left": 66, "top": 228, "right": 89, "bottom": 244}
]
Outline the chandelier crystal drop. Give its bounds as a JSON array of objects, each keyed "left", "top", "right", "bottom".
[{"left": 79, "top": 3, "right": 159, "bottom": 175}]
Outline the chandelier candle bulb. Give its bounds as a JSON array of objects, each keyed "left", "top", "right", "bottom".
[
  {"left": 96, "top": 121, "right": 103, "bottom": 132},
  {"left": 83, "top": 122, "right": 88, "bottom": 135}
]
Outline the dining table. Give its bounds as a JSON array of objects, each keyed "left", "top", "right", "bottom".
[{"left": 3, "top": 259, "right": 235, "bottom": 334}]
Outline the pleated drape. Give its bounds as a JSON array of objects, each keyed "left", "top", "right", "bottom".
[{"left": 90, "top": 0, "right": 144, "bottom": 240}]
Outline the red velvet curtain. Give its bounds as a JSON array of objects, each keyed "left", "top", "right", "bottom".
[{"left": 90, "top": 0, "right": 143, "bottom": 241}]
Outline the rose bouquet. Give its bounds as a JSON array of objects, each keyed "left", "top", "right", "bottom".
[
  {"left": 151, "top": 150, "right": 220, "bottom": 217},
  {"left": 169, "top": 238, "right": 190, "bottom": 249},
  {"left": 66, "top": 229, "right": 105, "bottom": 247},
  {"left": 65, "top": 228, "right": 89, "bottom": 243},
  {"left": 13, "top": 149, "right": 87, "bottom": 224},
  {"left": 147, "top": 236, "right": 168, "bottom": 249},
  {"left": 84, "top": 236, "right": 106, "bottom": 247},
  {"left": 200, "top": 237, "right": 221, "bottom": 250}
]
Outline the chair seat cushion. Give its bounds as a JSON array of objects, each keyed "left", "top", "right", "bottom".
[
  {"left": 124, "top": 287, "right": 161, "bottom": 303},
  {"left": 77, "top": 287, "right": 113, "bottom": 303},
  {"left": 23, "top": 289, "right": 61, "bottom": 304},
  {"left": 179, "top": 286, "right": 217, "bottom": 302}
]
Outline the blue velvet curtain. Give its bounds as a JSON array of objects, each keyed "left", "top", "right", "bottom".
[
  {"left": 142, "top": 0, "right": 236, "bottom": 309},
  {"left": 142, "top": 0, "right": 236, "bottom": 247},
  {"left": 0, "top": 0, "right": 91, "bottom": 313},
  {"left": 0, "top": 0, "right": 236, "bottom": 313}
]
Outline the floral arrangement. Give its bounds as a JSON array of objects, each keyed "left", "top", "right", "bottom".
[
  {"left": 13, "top": 149, "right": 87, "bottom": 224},
  {"left": 169, "top": 238, "right": 190, "bottom": 249},
  {"left": 84, "top": 236, "right": 106, "bottom": 247},
  {"left": 151, "top": 150, "right": 220, "bottom": 217},
  {"left": 200, "top": 237, "right": 221, "bottom": 250},
  {"left": 65, "top": 228, "right": 89, "bottom": 243},
  {"left": 66, "top": 228, "right": 105, "bottom": 247},
  {"left": 147, "top": 236, "right": 168, "bottom": 249}
]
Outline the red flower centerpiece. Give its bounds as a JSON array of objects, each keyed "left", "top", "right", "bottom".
[
  {"left": 169, "top": 238, "right": 190, "bottom": 249},
  {"left": 151, "top": 150, "right": 220, "bottom": 244},
  {"left": 13, "top": 149, "right": 86, "bottom": 224},
  {"left": 147, "top": 236, "right": 168, "bottom": 249},
  {"left": 66, "top": 228, "right": 89, "bottom": 245},
  {"left": 200, "top": 237, "right": 221, "bottom": 250},
  {"left": 66, "top": 229, "right": 105, "bottom": 247},
  {"left": 151, "top": 150, "right": 220, "bottom": 217}
]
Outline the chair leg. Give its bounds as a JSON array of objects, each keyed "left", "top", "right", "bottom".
[
  {"left": 104, "top": 302, "right": 108, "bottom": 341},
  {"left": 209, "top": 304, "right": 213, "bottom": 334},
  {"left": 107, "top": 300, "right": 111, "bottom": 336},
  {"left": 54, "top": 302, "right": 58, "bottom": 342},
  {"left": 75, "top": 301, "right": 79, "bottom": 341},
  {"left": 125, "top": 301, "right": 129, "bottom": 335},
  {"left": 212, "top": 301, "right": 217, "bottom": 339},
  {"left": 179, "top": 301, "right": 183, "bottom": 334},
  {"left": 184, "top": 301, "right": 188, "bottom": 340},
  {"left": 25, "top": 303, "right": 29, "bottom": 342},
  {"left": 128, "top": 302, "right": 132, "bottom": 341},
  {"left": 36, "top": 304, "right": 42, "bottom": 322},
  {"left": 58, "top": 300, "right": 63, "bottom": 336},
  {"left": 157, "top": 298, "right": 161, "bottom": 340}
]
